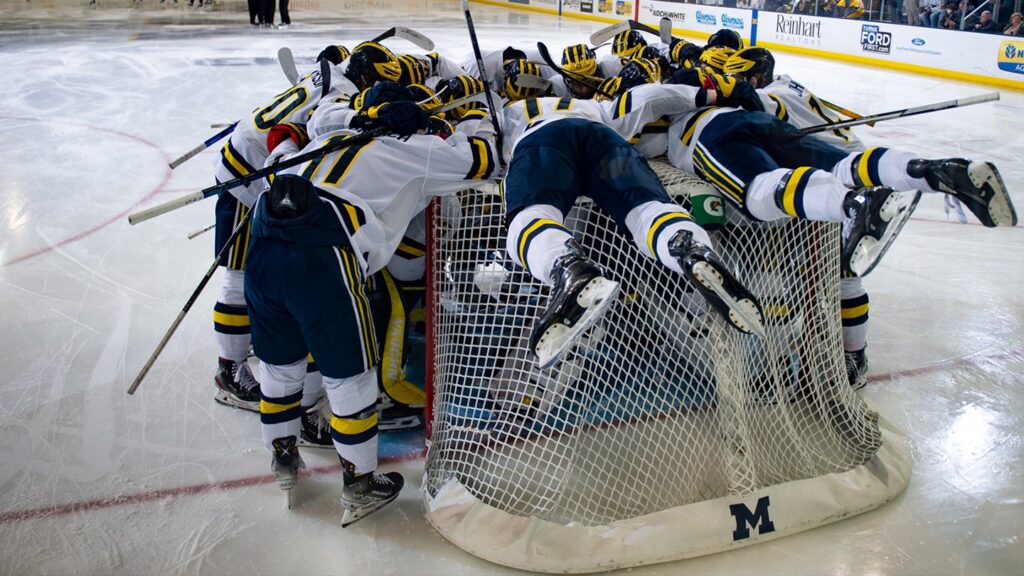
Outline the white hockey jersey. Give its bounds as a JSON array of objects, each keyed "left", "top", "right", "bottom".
[
  {"left": 499, "top": 83, "right": 703, "bottom": 163},
  {"left": 275, "top": 125, "right": 497, "bottom": 276},
  {"left": 759, "top": 75, "right": 863, "bottom": 154},
  {"left": 217, "top": 65, "right": 349, "bottom": 207}
]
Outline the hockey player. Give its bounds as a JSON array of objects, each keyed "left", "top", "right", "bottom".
[
  {"left": 244, "top": 81, "right": 497, "bottom": 524},
  {"left": 211, "top": 41, "right": 401, "bottom": 418},
  {"left": 497, "top": 59, "right": 767, "bottom": 369},
  {"left": 722, "top": 46, "right": 1018, "bottom": 387}
]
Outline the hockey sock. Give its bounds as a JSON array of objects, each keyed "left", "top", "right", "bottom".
[
  {"left": 840, "top": 275, "right": 869, "bottom": 352},
  {"left": 326, "top": 368, "right": 380, "bottom": 476},
  {"left": 833, "top": 147, "right": 928, "bottom": 192},
  {"left": 302, "top": 355, "right": 323, "bottom": 409},
  {"left": 507, "top": 205, "right": 573, "bottom": 286},
  {"left": 748, "top": 168, "right": 849, "bottom": 222},
  {"left": 214, "top": 269, "right": 251, "bottom": 363},
  {"left": 258, "top": 359, "right": 306, "bottom": 449},
  {"left": 625, "top": 201, "right": 712, "bottom": 275}
]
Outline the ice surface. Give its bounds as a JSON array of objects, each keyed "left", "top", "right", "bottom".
[{"left": 0, "top": 0, "right": 1022, "bottom": 574}]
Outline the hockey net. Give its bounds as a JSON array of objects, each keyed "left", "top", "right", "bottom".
[{"left": 421, "top": 159, "right": 910, "bottom": 573}]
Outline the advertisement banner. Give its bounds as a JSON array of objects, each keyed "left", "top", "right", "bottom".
[{"left": 639, "top": 1, "right": 748, "bottom": 38}]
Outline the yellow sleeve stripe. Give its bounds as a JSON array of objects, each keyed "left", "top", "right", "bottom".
[
  {"left": 468, "top": 137, "right": 493, "bottom": 180},
  {"left": 331, "top": 413, "right": 379, "bottom": 436},
  {"left": 768, "top": 93, "right": 789, "bottom": 122},
  {"left": 260, "top": 399, "right": 300, "bottom": 415},
  {"left": 841, "top": 303, "right": 869, "bottom": 319},
  {"left": 222, "top": 141, "right": 254, "bottom": 177}
]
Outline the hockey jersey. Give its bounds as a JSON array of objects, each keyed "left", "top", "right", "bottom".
[
  {"left": 274, "top": 124, "right": 497, "bottom": 276},
  {"left": 758, "top": 75, "right": 862, "bottom": 153}
]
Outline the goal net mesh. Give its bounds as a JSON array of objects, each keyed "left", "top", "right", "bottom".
[{"left": 422, "top": 160, "right": 905, "bottom": 571}]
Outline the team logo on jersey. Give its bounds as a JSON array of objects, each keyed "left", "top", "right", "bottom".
[
  {"left": 729, "top": 496, "right": 776, "bottom": 541},
  {"left": 998, "top": 41, "right": 1024, "bottom": 75},
  {"left": 861, "top": 25, "right": 891, "bottom": 54}
]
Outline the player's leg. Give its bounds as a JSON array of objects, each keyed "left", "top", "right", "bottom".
[
  {"left": 298, "top": 355, "right": 332, "bottom": 448},
  {"left": 832, "top": 147, "right": 1016, "bottom": 227},
  {"left": 583, "top": 122, "right": 764, "bottom": 336},
  {"left": 212, "top": 192, "right": 260, "bottom": 412},
  {"left": 504, "top": 120, "right": 620, "bottom": 369},
  {"left": 840, "top": 274, "right": 869, "bottom": 390}
]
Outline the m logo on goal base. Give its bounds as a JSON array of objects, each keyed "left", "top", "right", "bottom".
[{"left": 729, "top": 496, "right": 776, "bottom": 541}]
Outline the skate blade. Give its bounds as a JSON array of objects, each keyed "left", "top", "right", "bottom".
[
  {"left": 969, "top": 162, "right": 1018, "bottom": 227},
  {"left": 691, "top": 262, "right": 767, "bottom": 339},
  {"left": 213, "top": 391, "right": 260, "bottom": 413},
  {"left": 378, "top": 416, "right": 425, "bottom": 431},
  {"left": 849, "top": 189, "right": 921, "bottom": 276},
  {"left": 340, "top": 493, "right": 400, "bottom": 528},
  {"left": 297, "top": 438, "right": 335, "bottom": 449},
  {"left": 535, "top": 278, "right": 620, "bottom": 370},
  {"left": 286, "top": 487, "right": 294, "bottom": 510}
]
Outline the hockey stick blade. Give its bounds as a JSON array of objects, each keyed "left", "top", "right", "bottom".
[
  {"left": 278, "top": 47, "right": 299, "bottom": 85},
  {"left": 168, "top": 121, "right": 238, "bottom": 169},
  {"left": 371, "top": 27, "right": 397, "bottom": 43},
  {"left": 659, "top": 17, "right": 673, "bottom": 44},
  {"left": 394, "top": 26, "right": 435, "bottom": 51},
  {"left": 589, "top": 20, "right": 629, "bottom": 45},
  {"left": 515, "top": 73, "right": 552, "bottom": 91},
  {"left": 801, "top": 92, "right": 998, "bottom": 134}
]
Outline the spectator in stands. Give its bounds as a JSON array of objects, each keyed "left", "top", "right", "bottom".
[
  {"left": 919, "top": 0, "right": 943, "bottom": 26},
  {"left": 1005, "top": 12, "right": 1024, "bottom": 35},
  {"left": 905, "top": 0, "right": 920, "bottom": 25},
  {"left": 972, "top": 10, "right": 999, "bottom": 31},
  {"left": 940, "top": 2, "right": 962, "bottom": 28}
]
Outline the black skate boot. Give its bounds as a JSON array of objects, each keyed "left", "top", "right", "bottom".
[
  {"left": 214, "top": 357, "right": 261, "bottom": 412},
  {"left": 841, "top": 186, "right": 921, "bottom": 277},
  {"left": 668, "top": 230, "right": 766, "bottom": 338},
  {"left": 845, "top": 347, "right": 868, "bottom": 390},
  {"left": 298, "top": 398, "right": 333, "bottom": 449},
  {"left": 529, "top": 241, "right": 620, "bottom": 370},
  {"left": 908, "top": 158, "right": 1017, "bottom": 227},
  {"left": 271, "top": 435, "right": 305, "bottom": 509},
  {"left": 339, "top": 458, "right": 404, "bottom": 527}
]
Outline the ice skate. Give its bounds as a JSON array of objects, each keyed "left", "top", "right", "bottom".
[
  {"left": 530, "top": 243, "right": 620, "bottom": 370},
  {"left": 668, "top": 230, "right": 766, "bottom": 338},
  {"left": 298, "top": 397, "right": 333, "bottom": 449},
  {"left": 908, "top": 158, "right": 1017, "bottom": 227},
  {"left": 340, "top": 462, "right": 404, "bottom": 527},
  {"left": 271, "top": 436, "right": 305, "bottom": 509},
  {"left": 214, "top": 357, "right": 261, "bottom": 412},
  {"left": 841, "top": 186, "right": 921, "bottom": 277},
  {"left": 379, "top": 403, "right": 425, "bottom": 431},
  {"left": 845, "top": 347, "right": 868, "bottom": 390}
]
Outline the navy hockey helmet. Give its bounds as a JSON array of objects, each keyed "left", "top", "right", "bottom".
[
  {"left": 345, "top": 41, "right": 403, "bottom": 90},
  {"left": 723, "top": 47, "right": 776, "bottom": 87},
  {"left": 705, "top": 28, "right": 745, "bottom": 50}
]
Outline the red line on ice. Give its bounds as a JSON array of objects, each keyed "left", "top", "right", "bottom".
[
  {"left": 0, "top": 116, "right": 173, "bottom": 269},
  {"left": 0, "top": 450, "right": 425, "bottom": 524}
]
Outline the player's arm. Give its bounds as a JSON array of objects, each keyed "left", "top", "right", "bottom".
[
  {"left": 603, "top": 83, "right": 704, "bottom": 138},
  {"left": 307, "top": 95, "right": 359, "bottom": 139}
]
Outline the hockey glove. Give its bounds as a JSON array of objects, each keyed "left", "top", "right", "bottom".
[
  {"left": 705, "top": 73, "right": 765, "bottom": 112},
  {"left": 351, "top": 101, "right": 427, "bottom": 137},
  {"left": 665, "top": 67, "right": 704, "bottom": 87},
  {"left": 362, "top": 80, "right": 417, "bottom": 109},
  {"left": 317, "top": 45, "right": 347, "bottom": 66}
]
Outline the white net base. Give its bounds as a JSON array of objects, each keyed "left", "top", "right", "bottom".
[{"left": 422, "top": 160, "right": 911, "bottom": 573}]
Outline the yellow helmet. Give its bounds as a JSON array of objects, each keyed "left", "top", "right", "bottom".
[
  {"left": 723, "top": 47, "right": 776, "bottom": 84},
  {"left": 612, "top": 29, "right": 647, "bottom": 59},
  {"left": 595, "top": 77, "right": 623, "bottom": 102},
  {"left": 503, "top": 59, "right": 545, "bottom": 101},
  {"left": 561, "top": 43, "right": 598, "bottom": 77},
  {"left": 699, "top": 46, "right": 736, "bottom": 73},
  {"left": 397, "top": 54, "right": 428, "bottom": 86},
  {"left": 347, "top": 41, "right": 402, "bottom": 88},
  {"left": 440, "top": 74, "right": 486, "bottom": 119}
]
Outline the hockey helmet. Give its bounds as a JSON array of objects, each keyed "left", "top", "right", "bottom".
[
  {"left": 698, "top": 46, "right": 736, "bottom": 73},
  {"left": 424, "top": 115, "right": 454, "bottom": 139},
  {"left": 503, "top": 59, "right": 545, "bottom": 101},
  {"left": 619, "top": 58, "right": 660, "bottom": 89},
  {"left": 594, "top": 76, "right": 623, "bottom": 102},
  {"left": 441, "top": 74, "right": 486, "bottom": 119},
  {"left": 316, "top": 44, "right": 351, "bottom": 65},
  {"left": 361, "top": 81, "right": 417, "bottom": 109},
  {"left": 631, "top": 47, "right": 669, "bottom": 80},
  {"left": 345, "top": 41, "right": 403, "bottom": 90},
  {"left": 397, "top": 54, "right": 429, "bottom": 86},
  {"left": 561, "top": 43, "right": 598, "bottom": 77},
  {"left": 705, "top": 28, "right": 745, "bottom": 50},
  {"left": 612, "top": 29, "right": 647, "bottom": 59},
  {"left": 407, "top": 83, "right": 441, "bottom": 108},
  {"left": 723, "top": 47, "right": 776, "bottom": 87}
]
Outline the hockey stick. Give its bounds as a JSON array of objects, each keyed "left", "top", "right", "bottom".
[
  {"left": 818, "top": 97, "right": 874, "bottom": 127},
  {"left": 278, "top": 47, "right": 299, "bottom": 85},
  {"left": 129, "top": 128, "right": 388, "bottom": 225},
  {"left": 320, "top": 56, "right": 331, "bottom": 100},
  {"left": 800, "top": 92, "right": 998, "bottom": 135},
  {"left": 187, "top": 223, "right": 215, "bottom": 240},
  {"left": 589, "top": 19, "right": 662, "bottom": 46},
  {"left": 462, "top": 0, "right": 506, "bottom": 166},
  {"left": 168, "top": 122, "right": 237, "bottom": 169},
  {"left": 514, "top": 73, "right": 553, "bottom": 91},
  {"left": 210, "top": 123, "right": 233, "bottom": 129},
  {"left": 128, "top": 210, "right": 252, "bottom": 395},
  {"left": 372, "top": 26, "right": 435, "bottom": 51},
  {"left": 536, "top": 42, "right": 616, "bottom": 100}
]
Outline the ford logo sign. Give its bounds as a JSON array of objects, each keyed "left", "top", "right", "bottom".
[{"left": 912, "top": 38, "right": 926, "bottom": 46}]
